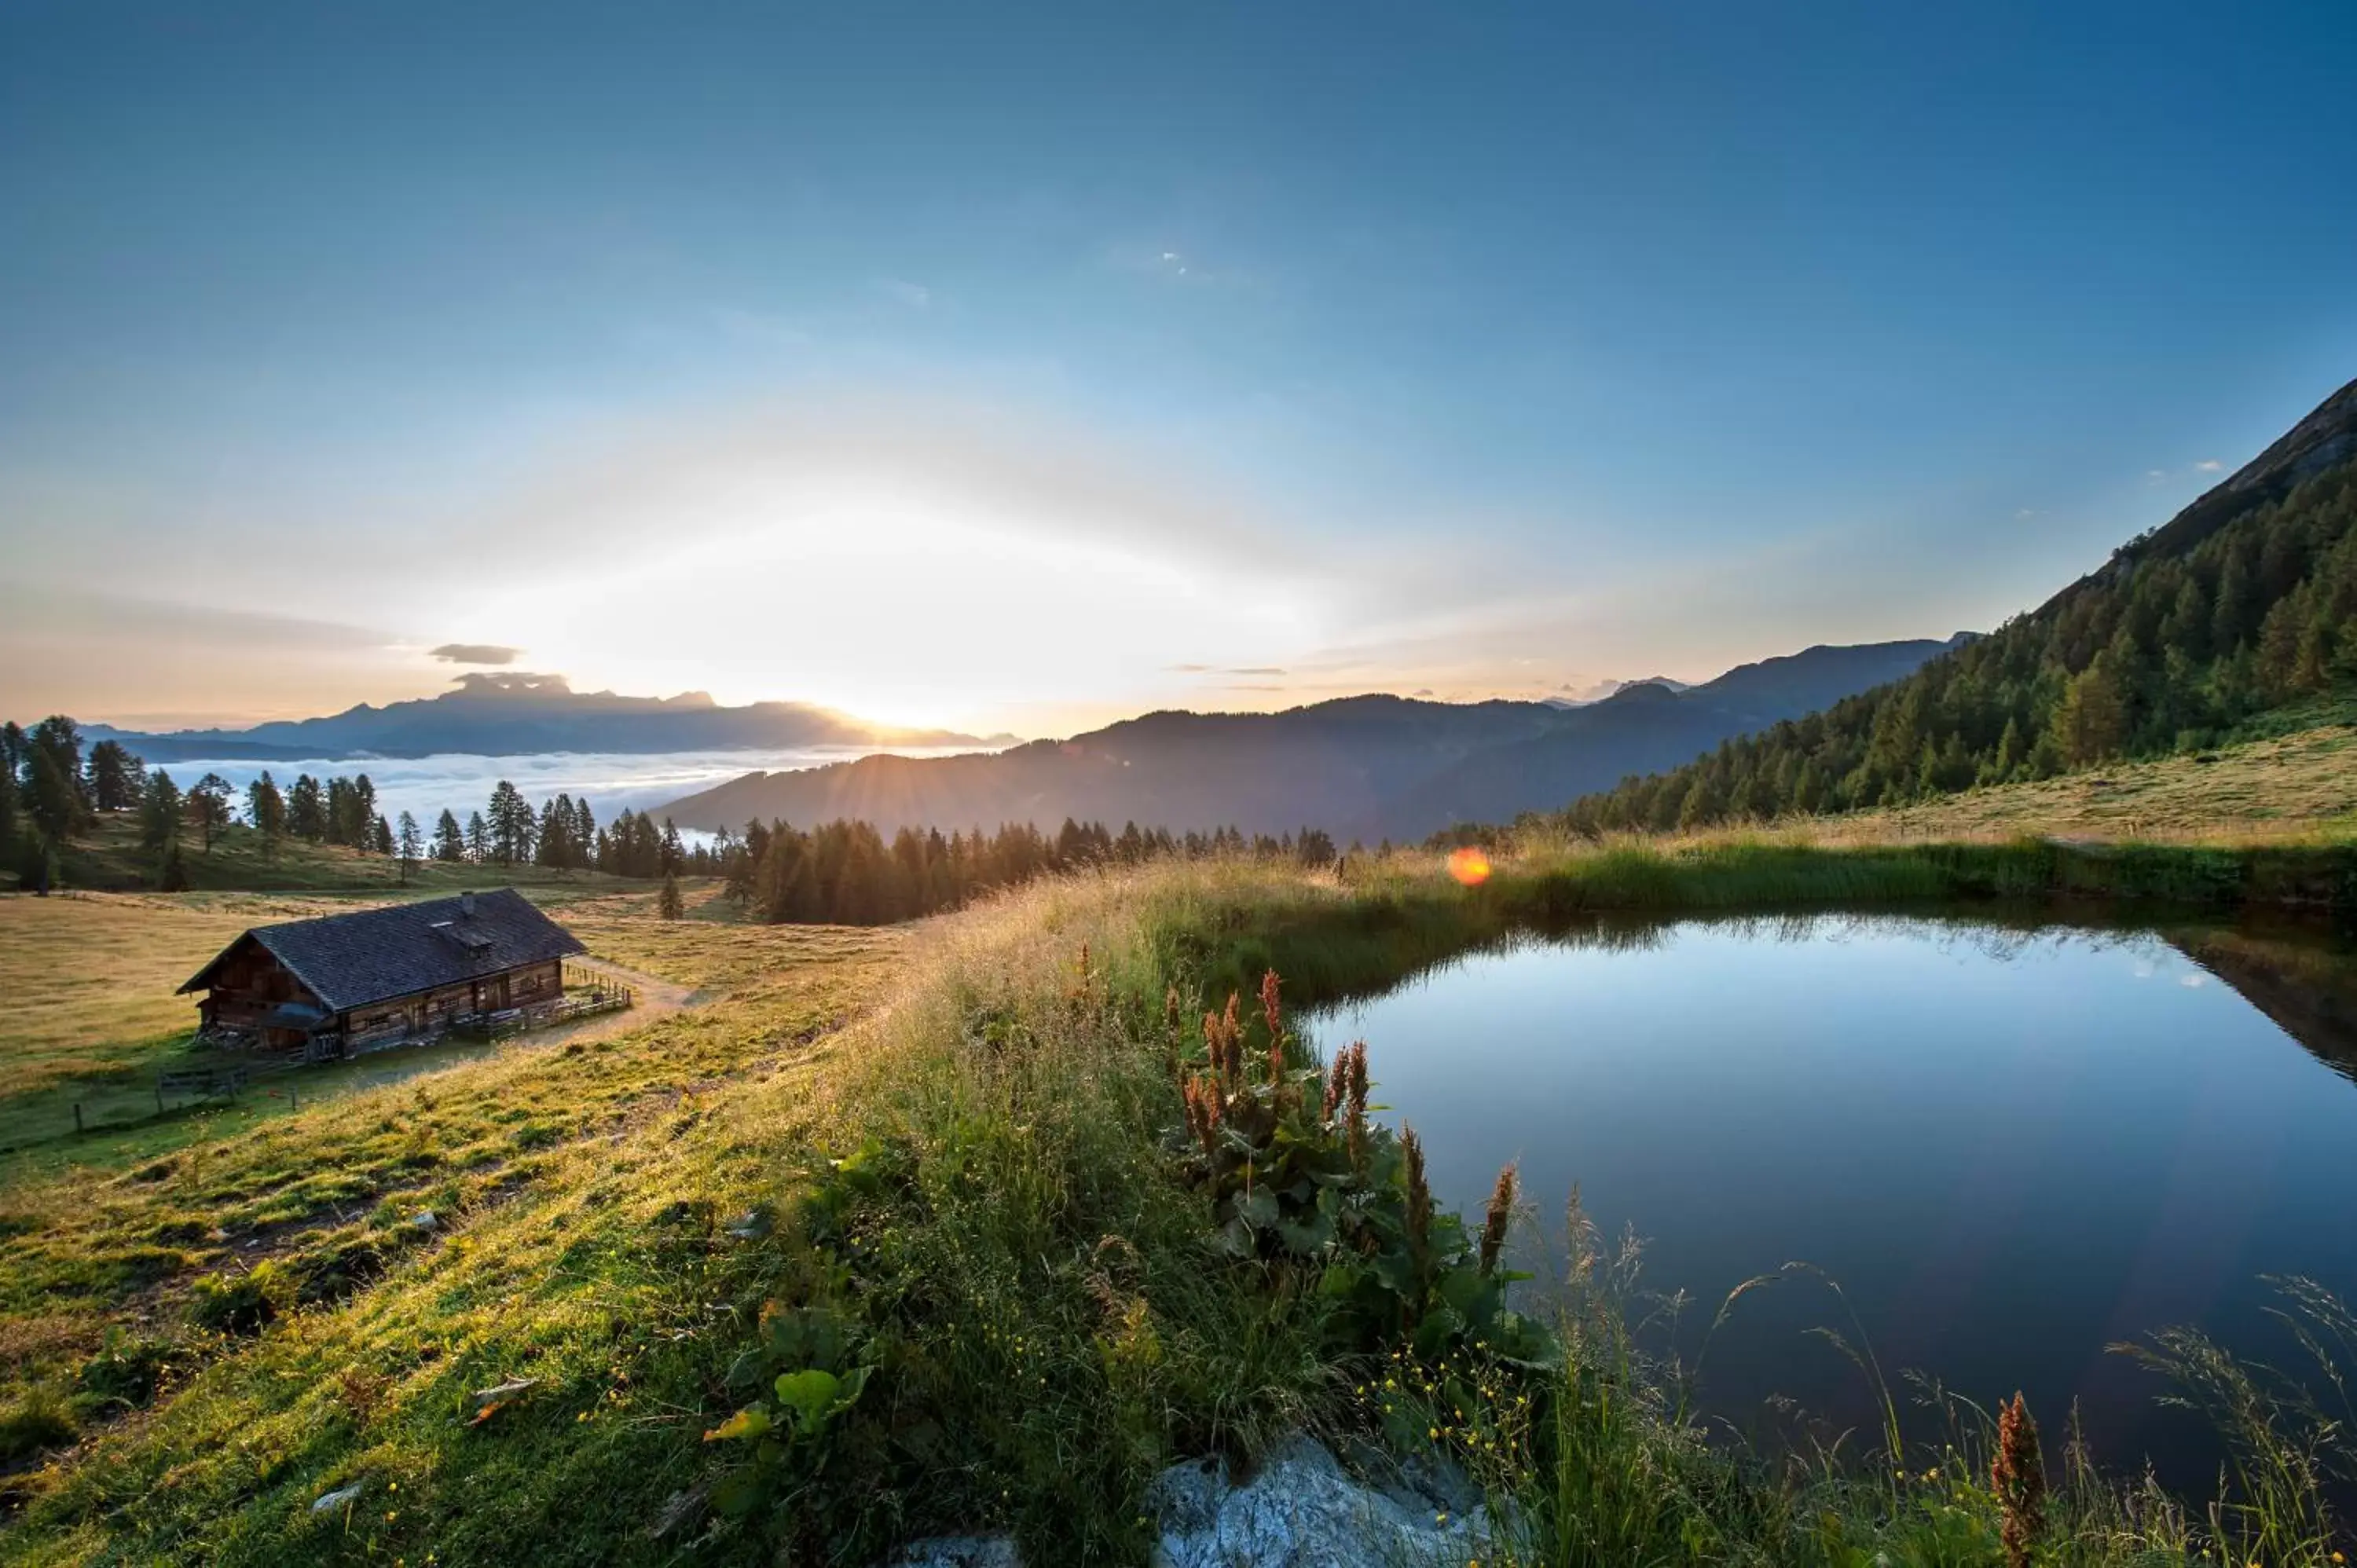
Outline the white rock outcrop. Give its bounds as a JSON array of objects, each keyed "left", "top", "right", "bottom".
[{"left": 887, "top": 1434, "right": 1493, "bottom": 1568}]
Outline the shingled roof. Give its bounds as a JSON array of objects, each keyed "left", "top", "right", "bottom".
[{"left": 179, "top": 888, "right": 585, "bottom": 1014}]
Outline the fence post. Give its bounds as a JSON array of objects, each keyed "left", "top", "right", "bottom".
[{"left": 74, "top": 1102, "right": 84, "bottom": 1134}]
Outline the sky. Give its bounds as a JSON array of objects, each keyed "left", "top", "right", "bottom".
[{"left": 5, "top": 1, "right": 2355, "bottom": 738}]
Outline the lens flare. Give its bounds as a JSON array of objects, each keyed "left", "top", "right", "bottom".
[{"left": 1446, "top": 846, "right": 1492, "bottom": 886}]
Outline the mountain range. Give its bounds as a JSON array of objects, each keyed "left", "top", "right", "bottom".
[
  {"left": 653, "top": 636, "right": 1972, "bottom": 842},
  {"left": 84, "top": 672, "right": 1007, "bottom": 763}
]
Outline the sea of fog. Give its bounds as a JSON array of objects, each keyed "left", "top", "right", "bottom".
[{"left": 145, "top": 746, "right": 981, "bottom": 837}]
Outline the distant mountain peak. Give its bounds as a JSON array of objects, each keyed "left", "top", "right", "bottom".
[{"left": 449, "top": 672, "right": 574, "bottom": 699}]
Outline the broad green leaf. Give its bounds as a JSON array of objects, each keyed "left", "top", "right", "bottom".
[{"left": 773, "top": 1368, "right": 842, "bottom": 1426}]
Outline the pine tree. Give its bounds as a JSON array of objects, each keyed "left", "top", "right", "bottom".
[
  {"left": 396, "top": 811, "right": 423, "bottom": 885},
  {"left": 466, "top": 811, "right": 490, "bottom": 863},
  {"left": 434, "top": 808, "right": 466, "bottom": 863},
  {"left": 0, "top": 759, "right": 16, "bottom": 881},
  {"left": 85, "top": 740, "right": 146, "bottom": 812},
  {"left": 24, "top": 746, "right": 86, "bottom": 853},
  {"left": 246, "top": 772, "right": 286, "bottom": 859},
  {"left": 658, "top": 871, "right": 684, "bottom": 921},
  {"left": 288, "top": 775, "right": 327, "bottom": 841},
  {"left": 138, "top": 770, "right": 182, "bottom": 855},
  {"left": 372, "top": 815, "right": 394, "bottom": 856},
  {"left": 187, "top": 773, "right": 234, "bottom": 852},
  {"left": 2058, "top": 653, "right": 2130, "bottom": 765}
]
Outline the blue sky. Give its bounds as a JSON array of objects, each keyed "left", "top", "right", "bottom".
[{"left": 5, "top": 1, "right": 2355, "bottom": 733}]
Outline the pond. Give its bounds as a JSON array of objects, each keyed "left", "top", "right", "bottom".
[{"left": 1306, "top": 910, "right": 2357, "bottom": 1488}]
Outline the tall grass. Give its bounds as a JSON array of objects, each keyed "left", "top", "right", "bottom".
[
  {"left": 689, "top": 854, "right": 2357, "bottom": 1562},
  {"left": 9, "top": 848, "right": 2353, "bottom": 1564}
]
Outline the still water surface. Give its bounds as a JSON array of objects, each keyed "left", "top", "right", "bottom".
[{"left": 1308, "top": 912, "right": 2357, "bottom": 1484}]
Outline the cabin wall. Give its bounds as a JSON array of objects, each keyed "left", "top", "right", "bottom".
[
  {"left": 198, "top": 948, "right": 320, "bottom": 1034},
  {"left": 337, "top": 960, "right": 568, "bottom": 1050}
]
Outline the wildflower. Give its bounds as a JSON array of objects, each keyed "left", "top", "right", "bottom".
[
  {"left": 1260, "top": 968, "right": 1283, "bottom": 1044},
  {"left": 1479, "top": 1163, "right": 1518, "bottom": 1276},
  {"left": 1991, "top": 1391, "right": 2046, "bottom": 1568}
]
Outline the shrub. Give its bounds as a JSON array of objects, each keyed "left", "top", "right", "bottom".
[
  {"left": 0, "top": 1387, "right": 78, "bottom": 1464},
  {"left": 187, "top": 1261, "right": 290, "bottom": 1335},
  {"left": 75, "top": 1334, "right": 178, "bottom": 1412}
]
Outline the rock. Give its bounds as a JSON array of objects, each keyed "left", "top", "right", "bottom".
[
  {"left": 880, "top": 1434, "right": 1494, "bottom": 1568},
  {"left": 409, "top": 1210, "right": 439, "bottom": 1231},
  {"left": 469, "top": 1376, "right": 537, "bottom": 1409},
  {"left": 1152, "top": 1434, "right": 1493, "bottom": 1568},
  {"left": 885, "top": 1536, "right": 1021, "bottom": 1568},
  {"left": 310, "top": 1481, "right": 367, "bottom": 1514}
]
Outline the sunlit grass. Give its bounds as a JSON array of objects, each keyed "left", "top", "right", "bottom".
[{"left": 2, "top": 852, "right": 2352, "bottom": 1563}]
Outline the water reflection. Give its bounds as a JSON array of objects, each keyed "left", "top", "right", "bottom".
[{"left": 1305, "top": 908, "right": 2357, "bottom": 1490}]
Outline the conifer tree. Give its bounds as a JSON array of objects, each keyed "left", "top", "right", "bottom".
[
  {"left": 246, "top": 772, "right": 286, "bottom": 859},
  {"left": 396, "top": 811, "right": 423, "bottom": 885},
  {"left": 434, "top": 808, "right": 466, "bottom": 863},
  {"left": 138, "top": 770, "right": 182, "bottom": 855},
  {"left": 658, "top": 871, "right": 684, "bottom": 921},
  {"left": 85, "top": 740, "right": 145, "bottom": 812},
  {"left": 288, "top": 775, "right": 327, "bottom": 841},
  {"left": 186, "top": 773, "right": 233, "bottom": 852}
]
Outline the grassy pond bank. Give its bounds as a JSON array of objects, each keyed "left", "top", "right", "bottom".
[{"left": 5, "top": 835, "right": 2357, "bottom": 1564}]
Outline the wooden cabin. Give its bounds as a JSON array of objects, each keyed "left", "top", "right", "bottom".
[{"left": 178, "top": 889, "right": 587, "bottom": 1059}]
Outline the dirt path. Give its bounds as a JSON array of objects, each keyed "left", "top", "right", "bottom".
[{"left": 537, "top": 957, "right": 701, "bottom": 1049}]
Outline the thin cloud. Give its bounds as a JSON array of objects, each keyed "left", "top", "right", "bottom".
[
  {"left": 875, "top": 278, "right": 932, "bottom": 309},
  {"left": 2195, "top": 459, "right": 2223, "bottom": 472},
  {"left": 430, "top": 643, "right": 523, "bottom": 665}
]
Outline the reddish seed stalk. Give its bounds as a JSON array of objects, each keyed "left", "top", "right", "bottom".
[
  {"left": 1992, "top": 1391, "right": 2046, "bottom": 1568},
  {"left": 1479, "top": 1163, "right": 1518, "bottom": 1276},
  {"left": 1403, "top": 1126, "right": 1431, "bottom": 1268}
]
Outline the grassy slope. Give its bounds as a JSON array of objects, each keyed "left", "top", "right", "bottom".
[
  {"left": 0, "top": 879, "right": 717, "bottom": 1170},
  {"left": 4, "top": 847, "right": 2350, "bottom": 1563},
  {"left": 1764, "top": 702, "right": 2357, "bottom": 846},
  {"left": 0, "top": 885, "right": 903, "bottom": 1558},
  {"left": 37, "top": 815, "right": 645, "bottom": 896}
]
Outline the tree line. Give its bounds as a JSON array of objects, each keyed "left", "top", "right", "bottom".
[
  {"left": 2, "top": 724, "right": 1352, "bottom": 917},
  {"left": 0, "top": 720, "right": 242, "bottom": 891},
  {"left": 1553, "top": 460, "right": 2357, "bottom": 835},
  {"left": 713, "top": 816, "right": 1340, "bottom": 926}
]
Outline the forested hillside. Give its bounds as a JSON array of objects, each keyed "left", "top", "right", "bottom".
[{"left": 1562, "top": 378, "right": 2357, "bottom": 833}]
